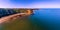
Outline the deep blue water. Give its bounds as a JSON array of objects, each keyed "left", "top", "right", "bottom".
[
  {"left": 29, "top": 8, "right": 60, "bottom": 30},
  {"left": 0, "top": 8, "right": 60, "bottom": 30}
]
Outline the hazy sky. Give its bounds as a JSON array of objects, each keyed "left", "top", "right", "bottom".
[{"left": 0, "top": 0, "right": 60, "bottom": 8}]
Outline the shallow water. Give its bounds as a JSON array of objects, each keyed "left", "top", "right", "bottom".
[{"left": 1, "top": 8, "right": 60, "bottom": 30}]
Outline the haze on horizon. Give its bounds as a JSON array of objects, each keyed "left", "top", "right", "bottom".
[{"left": 0, "top": 0, "right": 60, "bottom": 8}]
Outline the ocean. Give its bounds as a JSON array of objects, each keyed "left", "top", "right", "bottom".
[
  {"left": 1, "top": 8, "right": 60, "bottom": 30},
  {"left": 29, "top": 8, "right": 60, "bottom": 30}
]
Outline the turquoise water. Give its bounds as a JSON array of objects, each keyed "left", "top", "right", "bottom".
[
  {"left": 0, "top": 8, "right": 60, "bottom": 30},
  {"left": 29, "top": 8, "right": 60, "bottom": 30}
]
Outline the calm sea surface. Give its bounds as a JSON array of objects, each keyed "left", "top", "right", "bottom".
[
  {"left": 29, "top": 8, "right": 60, "bottom": 30},
  {"left": 1, "top": 8, "right": 60, "bottom": 30}
]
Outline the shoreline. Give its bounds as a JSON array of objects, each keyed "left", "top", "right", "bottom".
[{"left": 0, "top": 13, "right": 30, "bottom": 24}]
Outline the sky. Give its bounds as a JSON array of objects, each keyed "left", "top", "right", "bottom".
[{"left": 0, "top": 0, "right": 60, "bottom": 8}]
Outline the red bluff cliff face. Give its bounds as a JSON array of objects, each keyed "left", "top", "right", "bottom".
[
  {"left": 0, "top": 8, "right": 38, "bottom": 30},
  {"left": 0, "top": 8, "right": 37, "bottom": 24}
]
